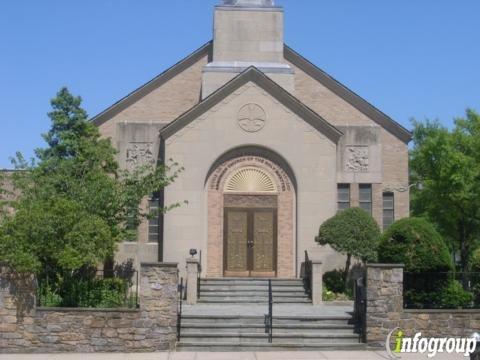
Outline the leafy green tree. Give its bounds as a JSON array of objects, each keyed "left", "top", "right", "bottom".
[
  {"left": 0, "top": 88, "right": 182, "bottom": 273},
  {"left": 316, "top": 208, "right": 381, "bottom": 289},
  {"left": 410, "top": 109, "right": 480, "bottom": 282},
  {"left": 472, "top": 248, "right": 480, "bottom": 272},
  {"left": 377, "top": 217, "right": 453, "bottom": 272}
]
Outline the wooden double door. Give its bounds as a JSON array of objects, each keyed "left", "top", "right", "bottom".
[{"left": 224, "top": 208, "right": 277, "bottom": 277}]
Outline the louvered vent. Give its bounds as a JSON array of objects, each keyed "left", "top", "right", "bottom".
[{"left": 225, "top": 167, "right": 277, "bottom": 193}]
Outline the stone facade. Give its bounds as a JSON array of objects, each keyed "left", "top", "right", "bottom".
[
  {"left": 366, "top": 264, "right": 480, "bottom": 348},
  {"left": 89, "top": 1, "right": 411, "bottom": 277},
  {"left": 0, "top": 263, "right": 178, "bottom": 353}
]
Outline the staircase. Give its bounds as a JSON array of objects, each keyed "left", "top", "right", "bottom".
[
  {"left": 177, "top": 278, "right": 364, "bottom": 351},
  {"left": 198, "top": 278, "right": 310, "bottom": 304}
]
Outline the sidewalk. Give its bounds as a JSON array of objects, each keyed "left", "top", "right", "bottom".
[{"left": 0, "top": 352, "right": 466, "bottom": 360}]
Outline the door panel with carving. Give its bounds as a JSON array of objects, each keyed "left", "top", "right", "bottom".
[
  {"left": 253, "top": 210, "right": 275, "bottom": 272},
  {"left": 225, "top": 210, "right": 248, "bottom": 272},
  {"left": 224, "top": 208, "right": 277, "bottom": 277}
]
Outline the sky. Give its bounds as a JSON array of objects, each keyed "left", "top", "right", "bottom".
[{"left": 0, "top": 0, "right": 479, "bottom": 169}]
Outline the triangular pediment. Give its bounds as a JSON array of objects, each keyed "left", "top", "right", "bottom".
[{"left": 160, "top": 66, "right": 343, "bottom": 143}]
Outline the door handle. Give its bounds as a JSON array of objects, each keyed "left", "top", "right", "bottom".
[{"left": 247, "top": 241, "right": 254, "bottom": 249}]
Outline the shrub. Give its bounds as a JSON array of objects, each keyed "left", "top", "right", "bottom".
[
  {"left": 37, "top": 260, "right": 136, "bottom": 308},
  {"left": 378, "top": 217, "right": 453, "bottom": 273},
  {"left": 323, "top": 270, "right": 345, "bottom": 294},
  {"left": 439, "top": 280, "right": 474, "bottom": 309},
  {"left": 316, "top": 208, "right": 380, "bottom": 289}
]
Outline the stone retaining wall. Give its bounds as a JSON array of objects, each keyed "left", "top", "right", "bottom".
[
  {"left": 366, "top": 264, "right": 480, "bottom": 348},
  {"left": 0, "top": 263, "right": 178, "bottom": 353}
]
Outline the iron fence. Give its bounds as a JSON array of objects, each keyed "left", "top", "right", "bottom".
[
  {"left": 404, "top": 272, "right": 480, "bottom": 310},
  {"left": 36, "top": 268, "right": 139, "bottom": 309}
]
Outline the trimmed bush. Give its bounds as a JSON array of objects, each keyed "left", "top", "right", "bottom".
[
  {"left": 316, "top": 208, "right": 380, "bottom": 289},
  {"left": 377, "top": 217, "right": 453, "bottom": 273},
  {"left": 323, "top": 269, "right": 345, "bottom": 294}
]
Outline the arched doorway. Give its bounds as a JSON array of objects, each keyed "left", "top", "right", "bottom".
[{"left": 206, "top": 147, "right": 296, "bottom": 278}]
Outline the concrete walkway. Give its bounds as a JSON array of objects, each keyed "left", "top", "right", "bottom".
[{"left": 0, "top": 352, "right": 466, "bottom": 359}]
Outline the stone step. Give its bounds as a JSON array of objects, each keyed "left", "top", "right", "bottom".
[
  {"left": 200, "top": 279, "right": 304, "bottom": 286},
  {"left": 176, "top": 341, "right": 366, "bottom": 352},
  {"left": 200, "top": 285, "right": 306, "bottom": 292},
  {"left": 181, "top": 315, "right": 353, "bottom": 326},
  {"left": 197, "top": 297, "right": 312, "bottom": 304},
  {"left": 199, "top": 291, "right": 308, "bottom": 298},
  {"left": 181, "top": 323, "right": 355, "bottom": 335},
  {"left": 180, "top": 332, "right": 359, "bottom": 345}
]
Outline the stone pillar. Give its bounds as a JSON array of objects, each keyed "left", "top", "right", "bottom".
[
  {"left": 366, "top": 264, "right": 404, "bottom": 348},
  {"left": 139, "top": 263, "right": 178, "bottom": 351},
  {"left": 0, "top": 265, "right": 36, "bottom": 352},
  {"left": 312, "top": 261, "right": 323, "bottom": 306},
  {"left": 186, "top": 258, "right": 199, "bottom": 305}
]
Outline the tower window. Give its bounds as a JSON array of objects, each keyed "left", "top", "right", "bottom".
[
  {"left": 337, "top": 184, "right": 350, "bottom": 212},
  {"left": 148, "top": 193, "right": 161, "bottom": 243},
  {"left": 359, "top": 184, "right": 372, "bottom": 215},
  {"left": 383, "top": 192, "right": 395, "bottom": 230}
]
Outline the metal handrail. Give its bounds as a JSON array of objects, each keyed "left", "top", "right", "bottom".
[
  {"left": 177, "top": 277, "right": 184, "bottom": 341},
  {"left": 302, "top": 250, "right": 312, "bottom": 299},
  {"left": 353, "top": 277, "right": 367, "bottom": 343},
  {"left": 264, "top": 279, "right": 273, "bottom": 343},
  {"left": 197, "top": 250, "right": 202, "bottom": 299}
]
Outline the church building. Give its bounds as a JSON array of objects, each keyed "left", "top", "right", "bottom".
[{"left": 92, "top": 0, "right": 411, "bottom": 278}]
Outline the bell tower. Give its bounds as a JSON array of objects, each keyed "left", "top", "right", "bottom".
[{"left": 202, "top": 0, "right": 294, "bottom": 98}]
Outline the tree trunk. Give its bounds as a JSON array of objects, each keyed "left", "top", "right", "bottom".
[{"left": 344, "top": 254, "right": 352, "bottom": 292}]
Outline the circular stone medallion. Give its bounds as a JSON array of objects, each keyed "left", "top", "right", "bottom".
[{"left": 237, "top": 104, "right": 266, "bottom": 133}]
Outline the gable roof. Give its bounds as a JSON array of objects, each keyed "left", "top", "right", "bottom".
[
  {"left": 284, "top": 45, "right": 412, "bottom": 144},
  {"left": 90, "top": 40, "right": 411, "bottom": 144},
  {"left": 160, "top": 66, "right": 343, "bottom": 144},
  {"left": 90, "top": 41, "right": 212, "bottom": 126}
]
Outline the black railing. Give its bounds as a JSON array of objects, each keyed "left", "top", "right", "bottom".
[
  {"left": 353, "top": 276, "right": 367, "bottom": 343},
  {"left": 471, "top": 337, "right": 480, "bottom": 360},
  {"left": 37, "top": 268, "right": 139, "bottom": 309},
  {"left": 177, "top": 277, "right": 185, "bottom": 341},
  {"left": 264, "top": 279, "right": 273, "bottom": 343},
  {"left": 197, "top": 250, "right": 202, "bottom": 299},
  {"left": 301, "top": 250, "right": 312, "bottom": 299},
  {"left": 404, "top": 272, "right": 480, "bottom": 310}
]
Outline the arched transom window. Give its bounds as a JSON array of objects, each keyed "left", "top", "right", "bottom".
[{"left": 224, "top": 167, "right": 277, "bottom": 193}]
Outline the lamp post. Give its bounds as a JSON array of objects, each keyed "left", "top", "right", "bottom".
[{"left": 471, "top": 333, "right": 480, "bottom": 360}]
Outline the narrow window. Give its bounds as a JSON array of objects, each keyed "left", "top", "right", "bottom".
[
  {"left": 148, "top": 193, "right": 161, "bottom": 243},
  {"left": 359, "top": 184, "right": 372, "bottom": 215},
  {"left": 125, "top": 207, "right": 138, "bottom": 242},
  {"left": 337, "top": 184, "right": 350, "bottom": 212},
  {"left": 383, "top": 192, "right": 395, "bottom": 230}
]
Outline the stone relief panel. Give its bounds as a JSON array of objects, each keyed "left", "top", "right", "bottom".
[
  {"left": 345, "top": 146, "right": 369, "bottom": 173},
  {"left": 126, "top": 142, "right": 155, "bottom": 171},
  {"left": 237, "top": 103, "right": 266, "bottom": 133},
  {"left": 337, "top": 126, "right": 382, "bottom": 183},
  {"left": 116, "top": 122, "right": 164, "bottom": 172}
]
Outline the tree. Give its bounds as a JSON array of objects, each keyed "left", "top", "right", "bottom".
[
  {"left": 316, "top": 208, "right": 380, "bottom": 289},
  {"left": 377, "top": 217, "right": 453, "bottom": 273},
  {"left": 0, "top": 88, "right": 182, "bottom": 273},
  {"left": 410, "top": 109, "right": 480, "bottom": 283}
]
